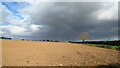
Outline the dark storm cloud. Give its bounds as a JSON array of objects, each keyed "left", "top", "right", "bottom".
[
  {"left": 22, "top": 2, "right": 118, "bottom": 41},
  {"left": 118, "top": 2, "right": 120, "bottom": 40}
]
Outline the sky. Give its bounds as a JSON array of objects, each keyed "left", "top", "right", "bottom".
[{"left": 0, "top": 1, "right": 119, "bottom": 41}]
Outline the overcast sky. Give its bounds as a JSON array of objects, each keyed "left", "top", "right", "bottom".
[{"left": 0, "top": 2, "right": 119, "bottom": 41}]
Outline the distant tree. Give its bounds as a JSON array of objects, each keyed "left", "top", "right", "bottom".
[
  {"left": 22, "top": 39, "right": 24, "bottom": 40},
  {"left": 0, "top": 37, "right": 4, "bottom": 39},
  {"left": 54, "top": 40, "right": 59, "bottom": 42},
  {"left": 80, "top": 32, "right": 89, "bottom": 42},
  {"left": 46, "top": 40, "right": 49, "bottom": 42},
  {"left": 50, "top": 40, "right": 53, "bottom": 42},
  {"left": 68, "top": 41, "right": 72, "bottom": 42},
  {"left": 8, "top": 38, "right": 11, "bottom": 39}
]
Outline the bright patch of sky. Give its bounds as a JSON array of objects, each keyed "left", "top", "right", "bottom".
[
  {"left": 2, "top": 2, "right": 30, "bottom": 20},
  {"left": 0, "top": 2, "right": 31, "bottom": 38}
]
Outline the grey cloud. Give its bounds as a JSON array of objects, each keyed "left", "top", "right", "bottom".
[{"left": 17, "top": 2, "right": 119, "bottom": 41}]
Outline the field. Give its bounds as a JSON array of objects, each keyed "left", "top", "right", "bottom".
[{"left": 1, "top": 39, "right": 120, "bottom": 66}]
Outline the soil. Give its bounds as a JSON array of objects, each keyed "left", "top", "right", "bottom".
[{"left": 1, "top": 39, "right": 120, "bottom": 66}]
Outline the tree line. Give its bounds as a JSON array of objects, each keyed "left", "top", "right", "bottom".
[
  {"left": 22, "top": 39, "right": 59, "bottom": 42},
  {"left": 0, "top": 36, "right": 12, "bottom": 39}
]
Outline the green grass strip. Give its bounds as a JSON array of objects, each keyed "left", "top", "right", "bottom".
[{"left": 82, "top": 43, "right": 120, "bottom": 50}]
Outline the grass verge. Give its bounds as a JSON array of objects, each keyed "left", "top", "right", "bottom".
[{"left": 82, "top": 43, "right": 120, "bottom": 50}]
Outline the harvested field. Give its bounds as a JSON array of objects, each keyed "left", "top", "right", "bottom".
[{"left": 1, "top": 39, "right": 120, "bottom": 66}]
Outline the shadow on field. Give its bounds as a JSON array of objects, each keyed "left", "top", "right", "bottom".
[
  {"left": 93, "top": 63, "right": 120, "bottom": 68},
  {"left": 1, "top": 63, "right": 120, "bottom": 68}
]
